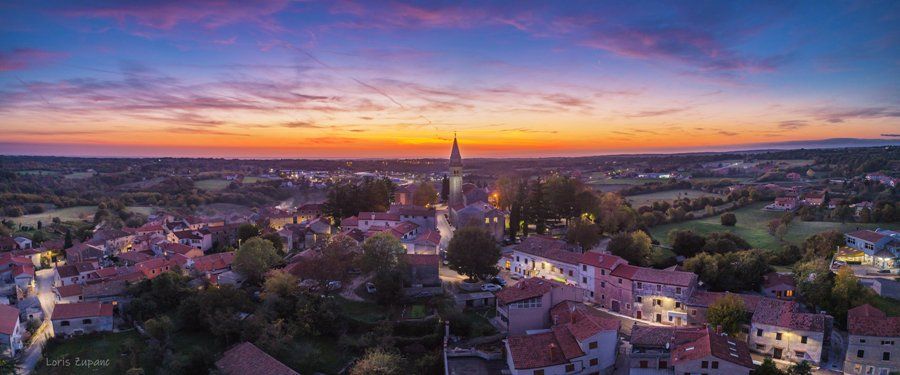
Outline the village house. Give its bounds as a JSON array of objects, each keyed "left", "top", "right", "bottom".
[
  {"left": 766, "top": 197, "right": 799, "bottom": 211},
  {"left": 762, "top": 272, "right": 796, "bottom": 300},
  {"left": 158, "top": 242, "right": 204, "bottom": 259},
  {"left": 844, "top": 229, "right": 900, "bottom": 269},
  {"left": 749, "top": 299, "right": 833, "bottom": 365},
  {"left": 191, "top": 252, "right": 236, "bottom": 276},
  {"left": 0, "top": 304, "right": 23, "bottom": 356},
  {"left": 296, "top": 203, "right": 323, "bottom": 223},
  {"left": 580, "top": 252, "right": 628, "bottom": 304},
  {"left": 510, "top": 236, "right": 583, "bottom": 286},
  {"left": 495, "top": 278, "right": 584, "bottom": 335},
  {"left": 400, "top": 254, "right": 441, "bottom": 296},
  {"left": 215, "top": 342, "right": 299, "bottom": 375},
  {"left": 54, "top": 284, "right": 84, "bottom": 303},
  {"left": 403, "top": 229, "right": 441, "bottom": 254},
  {"left": 53, "top": 262, "right": 97, "bottom": 287},
  {"left": 504, "top": 301, "right": 619, "bottom": 375},
  {"left": 844, "top": 304, "right": 899, "bottom": 375},
  {"left": 388, "top": 204, "right": 437, "bottom": 230},
  {"left": 50, "top": 302, "right": 114, "bottom": 336},
  {"left": 630, "top": 267, "right": 698, "bottom": 326},
  {"left": 669, "top": 327, "right": 754, "bottom": 375},
  {"left": 169, "top": 229, "right": 213, "bottom": 252}
]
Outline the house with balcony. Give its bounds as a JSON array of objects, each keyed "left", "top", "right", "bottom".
[
  {"left": 495, "top": 278, "right": 584, "bottom": 335},
  {"left": 844, "top": 304, "right": 899, "bottom": 375},
  {"left": 749, "top": 299, "right": 833, "bottom": 365}
]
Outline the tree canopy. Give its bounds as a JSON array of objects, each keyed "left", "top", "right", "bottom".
[
  {"left": 446, "top": 226, "right": 501, "bottom": 281},
  {"left": 234, "top": 237, "right": 282, "bottom": 283}
]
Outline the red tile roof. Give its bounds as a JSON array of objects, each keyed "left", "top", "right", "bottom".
[
  {"left": 0, "top": 304, "right": 19, "bottom": 335},
  {"left": 507, "top": 331, "right": 582, "bottom": 370},
  {"left": 402, "top": 253, "right": 439, "bottom": 267},
  {"left": 671, "top": 327, "right": 753, "bottom": 369},
  {"left": 848, "top": 304, "right": 900, "bottom": 337},
  {"left": 51, "top": 302, "right": 113, "bottom": 320},
  {"left": 496, "top": 278, "right": 566, "bottom": 305},
  {"left": 580, "top": 252, "right": 624, "bottom": 270},
  {"left": 412, "top": 229, "right": 441, "bottom": 246},
  {"left": 54, "top": 284, "right": 84, "bottom": 298},
  {"left": 193, "top": 252, "right": 235, "bottom": 273},
  {"left": 762, "top": 272, "right": 795, "bottom": 289},
  {"left": 216, "top": 342, "right": 298, "bottom": 375},
  {"left": 550, "top": 301, "right": 619, "bottom": 341},
  {"left": 609, "top": 264, "right": 639, "bottom": 279},
  {"left": 514, "top": 235, "right": 582, "bottom": 265},
  {"left": 631, "top": 267, "right": 697, "bottom": 287},
  {"left": 751, "top": 299, "right": 831, "bottom": 332}
]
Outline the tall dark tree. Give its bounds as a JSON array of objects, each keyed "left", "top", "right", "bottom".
[
  {"left": 516, "top": 180, "right": 530, "bottom": 237},
  {"left": 64, "top": 228, "right": 73, "bottom": 249},
  {"left": 565, "top": 217, "right": 600, "bottom": 251},
  {"left": 527, "top": 178, "right": 549, "bottom": 234},
  {"left": 440, "top": 175, "right": 450, "bottom": 203}
]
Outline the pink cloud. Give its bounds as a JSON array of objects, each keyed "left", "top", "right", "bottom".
[
  {"left": 61, "top": 0, "right": 291, "bottom": 31},
  {"left": 0, "top": 48, "right": 68, "bottom": 71}
]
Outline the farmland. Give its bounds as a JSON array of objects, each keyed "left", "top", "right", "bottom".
[
  {"left": 194, "top": 178, "right": 231, "bottom": 191},
  {"left": 626, "top": 189, "right": 724, "bottom": 208},
  {"left": 648, "top": 202, "right": 885, "bottom": 250},
  {"left": 8, "top": 206, "right": 155, "bottom": 227}
]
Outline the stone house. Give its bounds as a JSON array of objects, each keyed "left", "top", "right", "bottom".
[{"left": 844, "top": 304, "right": 899, "bottom": 375}]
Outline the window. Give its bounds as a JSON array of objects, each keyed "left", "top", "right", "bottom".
[
  {"left": 701, "top": 361, "right": 709, "bottom": 369},
  {"left": 582, "top": 265, "right": 587, "bottom": 271},
  {"left": 601, "top": 282, "right": 605, "bottom": 288},
  {"left": 534, "top": 370, "right": 545, "bottom": 375},
  {"left": 82, "top": 319, "right": 92, "bottom": 324},
  {"left": 861, "top": 339, "right": 866, "bottom": 343},
  {"left": 512, "top": 297, "right": 542, "bottom": 309},
  {"left": 639, "top": 361, "right": 648, "bottom": 368},
  {"left": 884, "top": 352, "right": 891, "bottom": 361},
  {"left": 565, "top": 364, "right": 575, "bottom": 372},
  {"left": 618, "top": 278, "right": 622, "bottom": 284},
  {"left": 626, "top": 303, "right": 631, "bottom": 310},
  {"left": 712, "top": 361, "right": 719, "bottom": 369},
  {"left": 881, "top": 340, "right": 895, "bottom": 345},
  {"left": 568, "top": 270, "right": 573, "bottom": 277},
  {"left": 657, "top": 284, "right": 662, "bottom": 292},
  {"left": 637, "top": 282, "right": 643, "bottom": 289},
  {"left": 676, "top": 287, "right": 682, "bottom": 294},
  {"left": 801, "top": 336, "right": 808, "bottom": 344},
  {"left": 756, "top": 344, "right": 765, "bottom": 350},
  {"left": 692, "top": 309, "right": 697, "bottom": 316},
  {"left": 61, "top": 320, "right": 70, "bottom": 326},
  {"left": 516, "top": 256, "right": 520, "bottom": 262},
  {"left": 601, "top": 270, "right": 606, "bottom": 275},
  {"left": 776, "top": 332, "right": 783, "bottom": 341},
  {"left": 589, "top": 341, "right": 598, "bottom": 349},
  {"left": 655, "top": 299, "right": 661, "bottom": 306},
  {"left": 590, "top": 358, "right": 598, "bottom": 366},
  {"left": 858, "top": 350, "right": 865, "bottom": 358},
  {"left": 583, "top": 277, "right": 587, "bottom": 283},
  {"left": 795, "top": 351, "right": 806, "bottom": 358},
  {"left": 636, "top": 296, "right": 642, "bottom": 303},
  {"left": 675, "top": 302, "right": 682, "bottom": 309},
  {"left": 525, "top": 259, "right": 529, "bottom": 264},
  {"left": 659, "top": 360, "right": 667, "bottom": 369}
]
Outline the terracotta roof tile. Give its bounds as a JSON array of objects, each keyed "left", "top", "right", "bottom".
[
  {"left": 0, "top": 304, "right": 19, "bottom": 335},
  {"left": 848, "top": 304, "right": 900, "bottom": 337},
  {"left": 216, "top": 342, "right": 298, "bottom": 375},
  {"left": 51, "top": 302, "right": 113, "bottom": 320}
]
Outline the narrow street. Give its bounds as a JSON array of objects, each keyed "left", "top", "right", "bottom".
[
  {"left": 19, "top": 269, "right": 57, "bottom": 374},
  {"left": 436, "top": 205, "right": 466, "bottom": 282}
]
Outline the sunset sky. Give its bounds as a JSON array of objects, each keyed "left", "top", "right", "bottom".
[{"left": 1, "top": 1, "right": 898, "bottom": 158}]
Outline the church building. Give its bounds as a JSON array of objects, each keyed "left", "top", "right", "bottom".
[{"left": 447, "top": 136, "right": 506, "bottom": 242}]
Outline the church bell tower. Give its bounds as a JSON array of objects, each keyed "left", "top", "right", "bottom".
[{"left": 449, "top": 135, "right": 463, "bottom": 207}]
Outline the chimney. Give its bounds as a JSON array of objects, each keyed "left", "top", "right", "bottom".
[{"left": 547, "top": 343, "right": 558, "bottom": 362}]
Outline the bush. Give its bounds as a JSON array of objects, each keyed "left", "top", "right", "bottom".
[{"left": 720, "top": 212, "right": 737, "bottom": 226}]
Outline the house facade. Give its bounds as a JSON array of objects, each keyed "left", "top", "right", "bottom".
[
  {"left": 50, "top": 302, "right": 114, "bottom": 336},
  {"left": 844, "top": 304, "right": 899, "bottom": 375},
  {"left": 749, "top": 299, "right": 833, "bottom": 365},
  {"left": 495, "top": 278, "right": 584, "bottom": 335},
  {"left": 844, "top": 229, "right": 900, "bottom": 269}
]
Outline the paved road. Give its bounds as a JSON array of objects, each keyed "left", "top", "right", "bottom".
[
  {"left": 19, "top": 269, "right": 57, "bottom": 374},
  {"left": 436, "top": 204, "right": 467, "bottom": 282}
]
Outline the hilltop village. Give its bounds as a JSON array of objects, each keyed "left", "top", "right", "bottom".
[{"left": 0, "top": 142, "right": 897, "bottom": 375}]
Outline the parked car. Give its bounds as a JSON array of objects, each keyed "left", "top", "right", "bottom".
[
  {"left": 490, "top": 276, "right": 507, "bottom": 286},
  {"left": 365, "top": 282, "right": 377, "bottom": 294},
  {"left": 326, "top": 280, "right": 342, "bottom": 291},
  {"left": 510, "top": 274, "right": 523, "bottom": 280},
  {"left": 480, "top": 283, "right": 502, "bottom": 292}
]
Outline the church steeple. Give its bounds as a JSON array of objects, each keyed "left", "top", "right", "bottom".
[{"left": 448, "top": 134, "right": 464, "bottom": 207}]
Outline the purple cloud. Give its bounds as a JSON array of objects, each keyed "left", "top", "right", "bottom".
[{"left": 0, "top": 48, "right": 68, "bottom": 71}]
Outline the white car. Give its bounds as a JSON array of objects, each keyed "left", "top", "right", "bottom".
[{"left": 480, "top": 283, "right": 502, "bottom": 292}]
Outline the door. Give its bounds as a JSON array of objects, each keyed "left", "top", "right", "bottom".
[
  {"left": 636, "top": 310, "right": 642, "bottom": 319},
  {"left": 675, "top": 317, "right": 683, "bottom": 326},
  {"left": 655, "top": 314, "right": 662, "bottom": 322},
  {"left": 611, "top": 300, "right": 620, "bottom": 312},
  {"left": 773, "top": 348, "right": 783, "bottom": 360}
]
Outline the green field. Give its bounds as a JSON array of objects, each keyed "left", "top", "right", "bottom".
[
  {"left": 8, "top": 206, "right": 155, "bottom": 227},
  {"left": 16, "top": 170, "right": 61, "bottom": 176},
  {"left": 194, "top": 178, "right": 231, "bottom": 191},
  {"left": 243, "top": 176, "right": 261, "bottom": 183},
  {"left": 649, "top": 202, "right": 885, "bottom": 251},
  {"left": 627, "top": 189, "right": 724, "bottom": 208},
  {"left": 35, "top": 330, "right": 141, "bottom": 375},
  {"left": 63, "top": 172, "right": 94, "bottom": 179}
]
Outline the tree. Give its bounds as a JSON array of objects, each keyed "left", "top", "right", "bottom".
[
  {"left": 360, "top": 233, "right": 406, "bottom": 273},
  {"left": 720, "top": 212, "right": 736, "bottom": 226},
  {"left": 446, "top": 226, "right": 501, "bottom": 281},
  {"left": 830, "top": 266, "right": 875, "bottom": 325},
  {"left": 794, "top": 259, "right": 833, "bottom": 311},
  {"left": 145, "top": 315, "right": 174, "bottom": 343},
  {"left": 788, "top": 361, "right": 812, "bottom": 375},
  {"left": 669, "top": 229, "right": 706, "bottom": 257},
  {"left": 608, "top": 231, "right": 652, "bottom": 266},
  {"left": 527, "top": 178, "right": 549, "bottom": 234},
  {"left": 565, "top": 217, "right": 600, "bottom": 250},
  {"left": 234, "top": 237, "right": 281, "bottom": 283},
  {"left": 801, "top": 230, "right": 843, "bottom": 260},
  {"left": 372, "top": 268, "right": 406, "bottom": 306},
  {"left": 64, "top": 228, "right": 73, "bottom": 249},
  {"left": 440, "top": 175, "right": 450, "bottom": 202},
  {"left": 237, "top": 223, "right": 261, "bottom": 243},
  {"left": 350, "top": 348, "right": 404, "bottom": 375},
  {"left": 706, "top": 294, "right": 747, "bottom": 335},
  {"left": 411, "top": 181, "right": 438, "bottom": 207},
  {"left": 756, "top": 358, "right": 785, "bottom": 375},
  {"left": 0, "top": 357, "right": 16, "bottom": 375},
  {"left": 263, "top": 270, "right": 299, "bottom": 300},
  {"left": 701, "top": 232, "right": 751, "bottom": 254}
]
